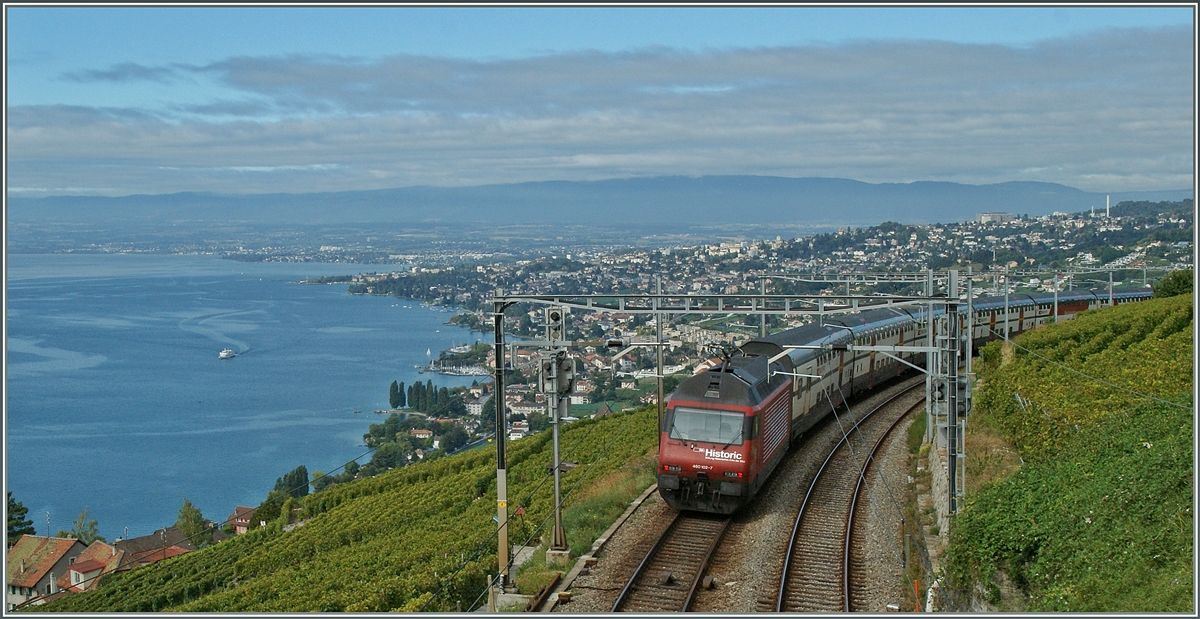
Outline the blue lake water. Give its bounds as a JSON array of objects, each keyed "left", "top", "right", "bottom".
[{"left": 5, "top": 253, "right": 486, "bottom": 541}]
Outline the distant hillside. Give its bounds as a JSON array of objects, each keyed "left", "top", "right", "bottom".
[{"left": 7, "top": 176, "right": 1192, "bottom": 228}]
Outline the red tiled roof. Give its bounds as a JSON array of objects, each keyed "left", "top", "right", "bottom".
[
  {"left": 6, "top": 536, "right": 84, "bottom": 589},
  {"left": 68, "top": 559, "right": 106, "bottom": 574},
  {"left": 54, "top": 541, "right": 123, "bottom": 592}
]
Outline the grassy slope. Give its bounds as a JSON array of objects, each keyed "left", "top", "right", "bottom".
[
  {"left": 39, "top": 407, "right": 658, "bottom": 612},
  {"left": 947, "top": 294, "right": 1193, "bottom": 612}
]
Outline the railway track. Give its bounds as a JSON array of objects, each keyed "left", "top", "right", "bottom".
[
  {"left": 611, "top": 512, "right": 731, "bottom": 612},
  {"left": 774, "top": 384, "right": 921, "bottom": 612}
]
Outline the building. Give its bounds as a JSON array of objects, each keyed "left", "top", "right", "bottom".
[
  {"left": 976, "top": 212, "right": 1015, "bottom": 224},
  {"left": 54, "top": 541, "right": 123, "bottom": 594},
  {"left": 6, "top": 535, "right": 86, "bottom": 610},
  {"left": 508, "top": 421, "right": 530, "bottom": 441},
  {"left": 112, "top": 527, "right": 196, "bottom": 571},
  {"left": 228, "top": 506, "right": 256, "bottom": 535}
]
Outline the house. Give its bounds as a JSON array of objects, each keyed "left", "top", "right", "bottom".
[
  {"left": 508, "top": 421, "right": 530, "bottom": 441},
  {"left": 228, "top": 506, "right": 255, "bottom": 535},
  {"left": 6, "top": 535, "right": 86, "bottom": 610},
  {"left": 112, "top": 527, "right": 196, "bottom": 571},
  {"left": 409, "top": 428, "right": 433, "bottom": 440},
  {"left": 53, "top": 541, "right": 123, "bottom": 594}
]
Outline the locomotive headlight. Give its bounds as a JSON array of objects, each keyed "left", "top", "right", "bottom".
[
  {"left": 664, "top": 464, "right": 681, "bottom": 472},
  {"left": 724, "top": 471, "right": 743, "bottom": 478}
]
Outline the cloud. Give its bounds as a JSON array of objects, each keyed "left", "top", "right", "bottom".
[
  {"left": 7, "top": 26, "right": 1193, "bottom": 196},
  {"left": 62, "top": 61, "right": 181, "bottom": 83}
]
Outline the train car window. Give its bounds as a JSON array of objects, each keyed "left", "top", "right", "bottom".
[
  {"left": 668, "top": 407, "right": 746, "bottom": 445},
  {"left": 747, "top": 415, "right": 760, "bottom": 440}
]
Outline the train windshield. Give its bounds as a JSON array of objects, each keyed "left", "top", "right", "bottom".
[{"left": 668, "top": 407, "right": 745, "bottom": 445}]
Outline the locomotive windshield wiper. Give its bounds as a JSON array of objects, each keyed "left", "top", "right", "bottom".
[{"left": 719, "top": 428, "right": 744, "bottom": 450}]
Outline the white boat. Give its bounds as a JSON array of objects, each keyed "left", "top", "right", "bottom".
[{"left": 219, "top": 348, "right": 236, "bottom": 359}]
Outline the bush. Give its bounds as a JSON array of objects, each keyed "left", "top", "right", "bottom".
[
  {"left": 947, "top": 401, "right": 1193, "bottom": 612},
  {"left": 1153, "top": 268, "right": 1192, "bottom": 298}
]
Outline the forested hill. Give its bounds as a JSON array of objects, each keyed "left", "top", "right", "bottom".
[{"left": 7, "top": 176, "right": 1192, "bottom": 228}]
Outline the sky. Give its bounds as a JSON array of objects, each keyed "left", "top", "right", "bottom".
[{"left": 4, "top": 4, "right": 1196, "bottom": 197}]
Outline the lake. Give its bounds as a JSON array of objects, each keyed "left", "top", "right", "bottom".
[{"left": 5, "top": 253, "right": 486, "bottom": 541}]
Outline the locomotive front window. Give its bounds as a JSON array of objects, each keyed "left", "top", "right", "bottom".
[{"left": 668, "top": 407, "right": 745, "bottom": 445}]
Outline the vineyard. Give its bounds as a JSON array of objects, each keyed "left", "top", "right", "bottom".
[
  {"left": 947, "top": 294, "right": 1193, "bottom": 611},
  {"left": 38, "top": 406, "right": 658, "bottom": 612}
]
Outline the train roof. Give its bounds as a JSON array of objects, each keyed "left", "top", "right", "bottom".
[
  {"left": 737, "top": 285, "right": 1151, "bottom": 368},
  {"left": 671, "top": 353, "right": 781, "bottom": 408}
]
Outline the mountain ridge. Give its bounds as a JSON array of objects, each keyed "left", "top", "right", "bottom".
[{"left": 7, "top": 176, "right": 1192, "bottom": 228}]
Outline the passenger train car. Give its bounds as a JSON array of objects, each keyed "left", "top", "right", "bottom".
[{"left": 657, "top": 286, "right": 1151, "bottom": 514}]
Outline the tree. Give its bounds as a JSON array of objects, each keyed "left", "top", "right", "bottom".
[
  {"left": 273, "top": 465, "right": 309, "bottom": 499},
  {"left": 369, "top": 442, "right": 409, "bottom": 470},
  {"left": 58, "top": 508, "right": 104, "bottom": 544},
  {"left": 389, "top": 380, "right": 401, "bottom": 409},
  {"left": 440, "top": 424, "right": 469, "bottom": 452},
  {"left": 527, "top": 412, "right": 550, "bottom": 433},
  {"left": 396, "top": 381, "right": 406, "bottom": 409},
  {"left": 7, "top": 492, "right": 35, "bottom": 546},
  {"left": 175, "top": 498, "right": 212, "bottom": 547},
  {"left": 479, "top": 396, "right": 496, "bottom": 435},
  {"left": 310, "top": 469, "right": 333, "bottom": 493},
  {"left": 251, "top": 490, "right": 289, "bottom": 527},
  {"left": 1154, "top": 269, "right": 1193, "bottom": 298}
]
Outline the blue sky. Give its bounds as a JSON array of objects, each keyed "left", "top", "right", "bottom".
[{"left": 5, "top": 4, "right": 1196, "bottom": 196}]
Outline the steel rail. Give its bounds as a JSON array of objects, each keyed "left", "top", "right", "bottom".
[
  {"left": 611, "top": 513, "right": 731, "bottom": 612},
  {"left": 611, "top": 512, "right": 683, "bottom": 611},
  {"left": 843, "top": 399, "right": 923, "bottom": 611},
  {"left": 682, "top": 517, "right": 732, "bottom": 611},
  {"left": 775, "top": 382, "right": 922, "bottom": 611}
]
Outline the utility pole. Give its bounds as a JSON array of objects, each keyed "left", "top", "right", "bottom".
[
  {"left": 925, "top": 269, "right": 935, "bottom": 444},
  {"left": 1003, "top": 265, "right": 1010, "bottom": 341},
  {"left": 656, "top": 277, "right": 665, "bottom": 443},
  {"left": 541, "top": 308, "right": 571, "bottom": 562},
  {"left": 944, "top": 270, "right": 963, "bottom": 514},
  {"left": 965, "top": 266, "right": 973, "bottom": 375},
  {"left": 492, "top": 299, "right": 510, "bottom": 590},
  {"left": 760, "top": 279, "right": 767, "bottom": 337},
  {"left": 1053, "top": 272, "right": 1059, "bottom": 323}
]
